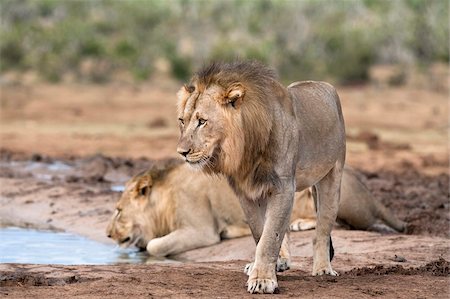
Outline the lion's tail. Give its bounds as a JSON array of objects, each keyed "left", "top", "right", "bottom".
[{"left": 373, "top": 200, "right": 406, "bottom": 232}]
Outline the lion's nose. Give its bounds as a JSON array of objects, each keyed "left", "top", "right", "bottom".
[{"left": 177, "top": 147, "right": 191, "bottom": 157}]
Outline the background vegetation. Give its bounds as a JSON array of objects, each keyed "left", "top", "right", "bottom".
[{"left": 0, "top": 0, "right": 448, "bottom": 84}]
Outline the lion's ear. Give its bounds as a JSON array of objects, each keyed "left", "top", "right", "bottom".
[
  {"left": 135, "top": 175, "right": 152, "bottom": 199},
  {"left": 223, "top": 83, "right": 245, "bottom": 108},
  {"left": 177, "top": 84, "right": 195, "bottom": 101}
]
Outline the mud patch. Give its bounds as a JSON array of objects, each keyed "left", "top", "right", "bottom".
[
  {"left": 0, "top": 150, "right": 152, "bottom": 187},
  {"left": 418, "top": 258, "right": 450, "bottom": 276},
  {"left": 346, "top": 258, "right": 450, "bottom": 277},
  {"left": 361, "top": 168, "right": 450, "bottom": 237},
  {"left": 0, "top": 271, "right": 90, "bottom": 287}
]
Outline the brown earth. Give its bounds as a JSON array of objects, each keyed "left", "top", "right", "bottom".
[
  {"left": 0, "top": 78, "right": 448, "bottom": 298},
  {"left": 0, "top": 259, "right": 449, "bottom": 299}
]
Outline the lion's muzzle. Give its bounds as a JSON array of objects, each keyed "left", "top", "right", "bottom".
[{"left": 177, "top": 147, "right": 191, "bottom": 158}]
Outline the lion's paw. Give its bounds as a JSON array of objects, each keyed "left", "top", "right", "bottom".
[
  {"left": 312, "top": 265, "right": 339, "bottom": 276},
  {"left": 276, "top": 257, "right": 290, "bottom": 272},
  {"left": 146, "top": 238, "right": 167, "bottom": 257},
  {"left": 247, "top": 278, "right": 278, "bottom": 294},
  {"left": 244, "top": 262, "right": 254, "bottom": 276}
]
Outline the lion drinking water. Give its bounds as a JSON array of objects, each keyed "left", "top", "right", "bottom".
[
  {"left": 106, "top": 159, "right": 250, "bottom": 256},
  {"left": 176, "top": 61, "right": 345, "bottom": 293}
]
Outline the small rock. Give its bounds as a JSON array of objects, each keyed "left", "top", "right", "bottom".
[{"left": 393, "top": 255, "right": 407, "bottom": 263}]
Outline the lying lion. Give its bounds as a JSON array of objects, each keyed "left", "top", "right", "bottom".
[
  {"left": 107, "top": 161, "right": 405, "bottom": 257},
  {"left": 106, "top": 159, "right": 250, "bottom": 256}
]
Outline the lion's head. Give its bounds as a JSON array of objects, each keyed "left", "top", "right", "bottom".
[
  {"left": 176, "top": 61, "right": 286, "bottom": 198},
  {"left": 106, "top": 159, "right": 181, "bottom": 249}
]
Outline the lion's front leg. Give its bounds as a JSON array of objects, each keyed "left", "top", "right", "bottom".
[
  {"left": 238, "top": 195, "right": 266, "bottom": 276},
  {"left": 146, "top": 228, "right": 219, "bottom": 257},
  {"left": 246, "top": 183, "right": 294, "bottom": 294},
  {"left": 244, "top": 233, "right": 291, "bottom": 275}
]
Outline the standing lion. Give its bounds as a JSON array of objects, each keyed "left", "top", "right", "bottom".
[{"left": 176, "top": 61, "right": 346, "bottom": 293}]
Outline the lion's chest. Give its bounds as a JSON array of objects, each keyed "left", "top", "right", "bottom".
[{"left": 227, "top": 175, "right": 274, "bottom": 201}]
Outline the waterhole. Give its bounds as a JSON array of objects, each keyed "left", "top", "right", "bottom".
[{"left": 0, "top": 227, "right": 176, "bottom": 265}]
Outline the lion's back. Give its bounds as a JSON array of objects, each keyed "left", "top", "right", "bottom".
[{"left": 287, "top": 81, "right": 342, "bottom": 120}]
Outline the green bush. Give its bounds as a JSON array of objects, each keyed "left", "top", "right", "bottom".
[
  {"left": 323, "top": 29, "right": 376, "bottom": 84},
  {"left": 0, "top": 0, "right": 447, "bottom": 84},
  {"left": 0, "top": 29, "right": 25, "bottom": 71}
]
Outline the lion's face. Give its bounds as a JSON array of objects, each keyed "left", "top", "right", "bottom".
[
  {"left": 106, "top": 173, "right": 154, "bottom": 250},
  {"left": 176, "top": 83, "right": 246, "bottom": 173}
]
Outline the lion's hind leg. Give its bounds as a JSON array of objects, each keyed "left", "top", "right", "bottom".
[
  {"left": 312, "top": 163, "right": 342, "bottom": 276},
  {"left": 277, "top": 232, "right": 291, "bottom": 272}
]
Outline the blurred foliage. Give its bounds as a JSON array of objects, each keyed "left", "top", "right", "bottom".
[{"left": 0, "top": 0, "right": 448, "bottom": 84}]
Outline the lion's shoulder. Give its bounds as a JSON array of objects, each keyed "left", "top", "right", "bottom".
[{"left": 287, "top": 80, "right": 336, "bottom": 92}]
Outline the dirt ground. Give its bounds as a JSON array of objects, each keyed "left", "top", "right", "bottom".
[{"left": 0, "top": 77, "right": 449, "bottom": 298}]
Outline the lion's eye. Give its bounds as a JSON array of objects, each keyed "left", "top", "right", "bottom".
[
  {"left": 139, "top": 186, "right": 148, "bottom": 196},
  {"left": 178, "top": 118, "right": 185, "bottom": 126},
  {"left": 116, "top": 208, "right": 122, "bottom": 217},
  {"left": 198, "top": 118, "right": 207, "bottom": 126}
]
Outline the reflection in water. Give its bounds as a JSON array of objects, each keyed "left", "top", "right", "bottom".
[{"left": 0, "top": 227, "right": 178, "bottom": 265}]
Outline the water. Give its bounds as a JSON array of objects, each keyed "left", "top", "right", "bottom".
[
  {"left": 0, "top": 161, "right": 74, "bottom": 181},
  {"left": 111, "top": 185, "right": 125, "bottom": 192},
  {"left": 0, "top": 227, "right": 168, "bottom": 265}
]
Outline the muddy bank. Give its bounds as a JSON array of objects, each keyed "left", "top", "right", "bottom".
[
  {"left": 361, "top": 168, "right": 450, "bottom": 238},
  {"left": 345, "top": 257, "right": 449, "bottom": 277},
  {"left": 1, "top": 260, "right": 449, "bottom": 299}
]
